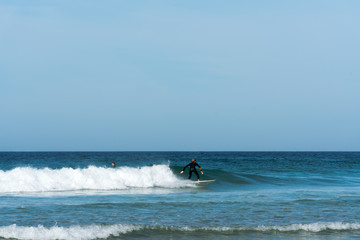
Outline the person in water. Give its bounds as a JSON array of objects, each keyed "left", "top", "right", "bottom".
[
  {"left": 111, "top": 162, "right": 116, "bottom": 168},
  {"left": 180, "top": 158, "right": 203, "bottom": 181}
]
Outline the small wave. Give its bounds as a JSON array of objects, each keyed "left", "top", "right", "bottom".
[
  {"left": 0, "top": 224, "right": 139, "bottom": 240},
  {"left": 252, "top": 222, "right": 360, "bottom": 232},
  {"left": 0, "top": 165, "right": 192, "bottom": 194},
  {"left": 1, "top": 222, "right": 360, "bottom": 240}
]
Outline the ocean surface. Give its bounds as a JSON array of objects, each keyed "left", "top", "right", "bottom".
[{"left": 1, "top": 152, "right": 360, "bottom": 240}]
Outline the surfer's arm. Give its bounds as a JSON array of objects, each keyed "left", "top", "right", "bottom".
[
  {"left": 180, "top": 163, "right": 190, "bottom": 174},
  {"left": 196, "top": 163, "right": 204, "bottom": 174},
  {"left": 182, "top": 163, "right": 191, "bottom": 171}
]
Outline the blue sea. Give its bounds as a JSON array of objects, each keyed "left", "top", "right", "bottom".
[{"left": 1, "top": 152, "right": 360, "bottom": 240}]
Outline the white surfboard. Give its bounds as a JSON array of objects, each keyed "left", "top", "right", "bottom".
[{"left": 195, "top": 180, "right": 216, "bottom": 185}]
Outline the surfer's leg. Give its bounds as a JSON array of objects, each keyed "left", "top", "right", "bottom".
[
  {"left": 194, "top": 170, "right": 200, "bottom": 180},
  {"left": 188, "top": 171, "right": 192, "bottom": 179}
]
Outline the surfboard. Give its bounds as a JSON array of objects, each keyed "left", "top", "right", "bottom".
[{"left": 195, "top": 180, "right": 216, "bottom": 185}]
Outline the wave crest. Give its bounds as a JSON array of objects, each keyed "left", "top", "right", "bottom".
[
  {"left": 0, "top": 224, "right": 138, "bottom": 240},
  {"left": 1, "top": 222, "right": 360, "bottom": 240},
  {"left": 0, "top": 165, "right": 190, "bottom": 193}
]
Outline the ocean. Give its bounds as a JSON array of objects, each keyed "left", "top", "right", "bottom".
[{"left": 1, "top": 152, "right": 360, "bottom": 240}]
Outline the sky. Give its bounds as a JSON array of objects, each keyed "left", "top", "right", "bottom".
[{"left": 1, "top": 0, "right": 359, "bottom": 151}]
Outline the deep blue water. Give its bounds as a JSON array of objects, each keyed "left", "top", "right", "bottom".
[{"left": 1, "top": 152, "right": 360, "bottom": 239}]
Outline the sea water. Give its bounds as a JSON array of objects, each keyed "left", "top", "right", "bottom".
[{"left": 1, "top": 152, "right": 360, "bottom": 240}]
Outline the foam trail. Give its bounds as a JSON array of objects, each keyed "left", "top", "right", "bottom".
[
  {"left": 253, "top": 222, "right": 360, "bottom": 232},
  {"left": 0, "top": 165, "right": 191, "bottom": 193},
  {"left": 0, "top": 224, "right": 139, "bottom": 240},
  {"left": 1, "top": 222, "right": 360, "bottom": 240}
]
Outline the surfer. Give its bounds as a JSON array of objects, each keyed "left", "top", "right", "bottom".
[
  {"left": 111, "top": 162, "right": 116, "bottom": 168},
  {"left": 180, "top": 158, "right": 203, "bottom": 181}
]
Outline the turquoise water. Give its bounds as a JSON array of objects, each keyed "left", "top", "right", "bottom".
[{"left": 1, "top": 152, "right": 360, "bottom": 239}]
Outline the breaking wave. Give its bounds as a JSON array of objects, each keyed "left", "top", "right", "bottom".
[
  {"left": 1, "top": 222, "right": 360, "bottom": 240},
  {"left": 0, "top": 164, "right": 191, "bottom": 194}
]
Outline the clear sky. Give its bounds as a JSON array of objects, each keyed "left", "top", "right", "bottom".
[{"left": 1, "top": 0, "right": 359, "bottom": 151}]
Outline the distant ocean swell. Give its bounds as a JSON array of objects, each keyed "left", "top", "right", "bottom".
[
  {"left": 0, "top": 165, "right": 193, "bottom": 193},
  {"left": 1, "top": 222, "right": 360, "bottom": 240}
]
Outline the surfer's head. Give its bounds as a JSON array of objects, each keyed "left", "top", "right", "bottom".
[
  {"left": 192, "top": 158, "right": 196, "bottom": 162},
  {"left": 111, "top": 162, "right": 116, "bottom": 168}
]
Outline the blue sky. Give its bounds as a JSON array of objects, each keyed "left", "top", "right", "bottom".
[{"left": 1, "top": 0, "right": 359, "bottom": 151}]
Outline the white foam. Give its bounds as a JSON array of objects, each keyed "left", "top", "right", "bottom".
[
  {"left": 0, "top": 165, "right": 191, "bottom": 194},
  {"left": 0, "top": 222, "right": 359, "bottom": 240},
  {"left": 0, "top": 224, "right": 139, "bottom": 240},
  {"left": 254, "top": 222, "right": 360, "bottom": 232},
  {"left": 167, "top": 222, "right": 360, "bottom": 232}
]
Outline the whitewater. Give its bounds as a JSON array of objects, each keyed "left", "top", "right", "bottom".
[
  {"left": 1, "top": 151, "right": 360, "bottom": 240},
  {"left": 2, "top": 222, "right": 360, "bottom": 240},
  {"left": 0, "top": 165, "right": 191, "bottom": 194}
]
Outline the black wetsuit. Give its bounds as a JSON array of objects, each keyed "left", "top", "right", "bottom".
[{"left": 183, "top": 162, "right": 202, "bottom": 180}]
